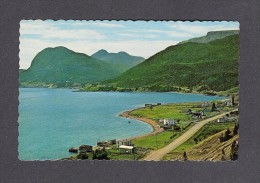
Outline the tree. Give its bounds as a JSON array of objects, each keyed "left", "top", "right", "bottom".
[
  {"left": 194, "top": 138, "right": 198, "bottom": 144},
  {"left": 231, "top": 95, "right": 235, "bottom": 107},
  {"left": 211, "top": 102, "right": 217, "bottom": 112},
  {"left": 223, "top": 128, "right": 232, "bottom": 141},
  {"left": 233, "top": 123, "right": 239, "bottom": 135},
  {"left": 183, "top": 151, "right": 188, "bottom": 161},
  {"left": 230, "top": 141, "right": 239, "bottom": 160},
  {"left": 219, "top": 133, "right": 224, "bottom": 142}
]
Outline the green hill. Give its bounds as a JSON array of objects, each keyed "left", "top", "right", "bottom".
[
  {"left": 104, "top": 34, "right": 239, "bottom": 93},
  {"left": 179, "top": 30, "right": 239, "bottom": 44},
  {"left": 91, "top": 49, "right": 145, "bottom": 72},
  {"left": 19, "top": 46, "right": 122, "bottom": 87}
]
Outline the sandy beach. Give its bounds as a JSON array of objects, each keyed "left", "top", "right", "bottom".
[{"left": 119, "top": 108, "right": 164, "bottom": 140}]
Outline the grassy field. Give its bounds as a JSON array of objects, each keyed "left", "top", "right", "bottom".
[
  {"left": 129, "top": 101, "right": 233, "bottom": 126},
  {"left": 133, "top": 130, "right": 183, "bottom": 150}
]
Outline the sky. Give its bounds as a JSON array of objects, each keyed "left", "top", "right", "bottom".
[{"left": 19, "top": 20, "right": 239, "bottom": 69}]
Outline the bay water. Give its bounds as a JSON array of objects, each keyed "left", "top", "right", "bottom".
[{"left": 18, "top": 88, "right": 224, "bottom": 160}]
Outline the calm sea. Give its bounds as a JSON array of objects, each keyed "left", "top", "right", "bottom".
[{"left": 18, "top": 88, "right": 224, "bottom": 160}]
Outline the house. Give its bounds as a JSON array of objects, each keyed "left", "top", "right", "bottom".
[
  {"left": 119, "top": 145, "right": 134, "bottom": 153},
  {"left": 217, "top": 117, "right": 226, "bottom": 123},
  {"left": 226, "top": 101, "right": 233, "bottom": 107},
  {"left": 116, "top": 139, "right": 132, "bottom": 148},
  {"left": 191, "top": 111, "right": 204, "bottom": 118},
  {"left": 201, "top": 102, "right": 210, "bottom": 107},
  {"left": 145, "top": 104, "right": 152, "bottom": 107},
  {"left": 163, "top": 118, "right": 175, "bottom": 126},
  {"left": 159, "top": 119, "right": 164, "bottom": 123}
]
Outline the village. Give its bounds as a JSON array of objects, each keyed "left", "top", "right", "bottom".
[{"left": 64, "top": 96, "right": 239, "bottom": 161}]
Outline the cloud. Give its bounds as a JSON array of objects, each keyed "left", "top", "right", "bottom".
[
  {"left": 90, "top": 22, "right": 124, "bottom": 28},
  {"left": 169, "top": 22, "right": 239, "bottom": 36},
  {"left": 118, "top": 33, "right": 158, "bottom": 39},
  {"left": 146, "top": 29, "right": 192, "bottom": 38},
  {"left": 20, "top": 21, "right": 105, "bottom": 41}
]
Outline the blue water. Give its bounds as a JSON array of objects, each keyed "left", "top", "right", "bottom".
[{"left": 18, "top": 88, "right": 224, "bottom": 160}]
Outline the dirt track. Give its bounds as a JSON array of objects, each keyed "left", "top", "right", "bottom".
[{"left": 143, "top": 109, "right": 238, "bottom": 161}]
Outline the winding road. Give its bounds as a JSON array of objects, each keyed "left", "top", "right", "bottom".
[{"left": 143, "top": 109, "right": 238, "bottom": 161}]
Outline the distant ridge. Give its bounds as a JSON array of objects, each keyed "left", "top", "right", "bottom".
[
  {"left": 92, "top": 49, "right": 145, "bottom": 72},
  {"left": 179, "top": 30, "right": 239, "bottom": 44}
]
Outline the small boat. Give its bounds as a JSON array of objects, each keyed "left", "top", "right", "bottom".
[{"left": 128, "top": 121, "right": 131, "bottom": 123}]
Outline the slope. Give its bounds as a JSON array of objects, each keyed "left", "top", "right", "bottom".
[{"left": 105, "top": 34, "right": 239, "bottom": 92}]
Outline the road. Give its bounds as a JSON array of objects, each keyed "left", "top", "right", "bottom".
[{"left": 143, "top": 109, "right": 238, "bottom": 161}]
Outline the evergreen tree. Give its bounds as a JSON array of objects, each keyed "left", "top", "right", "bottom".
[
  {"left": 230, "top": 141, "right": 239, "bottom": 160},
  {"left": 211, "top": 102, "right": 216, "bottom": 112},
  {"left": 224, "top": 128, "right": 232, "bottom": 141},
  {"left": 233, "top": 123, "right": 239, "bottom": 135},
  {"left": 183, "top": 151, "right": 188, "bottom": 161},
  {"left": 219, "top": 133, "right": 224, "bottom": 142}
]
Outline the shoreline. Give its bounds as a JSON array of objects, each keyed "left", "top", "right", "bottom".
[{"left": 118, "top": 108, "right": 164, "bottom": 141}]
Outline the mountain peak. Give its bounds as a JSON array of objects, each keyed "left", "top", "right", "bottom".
[
  {"left": 94, "top": 49, "right": 108, "bottom": 55},
  {"left": 118, "top": 51, "right": 129, "bottom": 55}
]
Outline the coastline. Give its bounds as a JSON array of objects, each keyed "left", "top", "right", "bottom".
[{"left": 118, "top": 108, "right": 164, "bottom": 140}]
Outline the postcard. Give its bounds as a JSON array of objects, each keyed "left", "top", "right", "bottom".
[{"left": 19, "top": 20, "right": 239, "bottom": 161}]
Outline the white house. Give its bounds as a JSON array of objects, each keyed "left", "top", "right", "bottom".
[
  {"left": 226, "top": 101, "right": 233, "bottom": 107},
  {"left": 163, "top": 118, "right": 175, "bottom": 126}
]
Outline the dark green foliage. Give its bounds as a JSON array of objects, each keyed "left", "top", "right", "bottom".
[
  {"left": 220, "top": 128, "right": 233, "bottom": 142},
  {"left": 92, "top": 148, "right": 109, "bottom": 160},
  {"left": 230, "top": 140, "right": 239, "bottom": 160},
  {"left": 77, "top": 152, "right": 88, "bottom": 160},
  {"left": 174, "top": 125, "right": 181, "bottom": 131},
  {"left": 194, "top": 138, "right": 198, "bottom": 144},
  {"left": 183, "top": 151, "right": 188, "bottom": 161},
  {"left": 20, "top": 47, "right": 122, "bottom": 86},
  {"left": 211, "top": 102, "right": 217, "bottom": 112},
  {"left": 233, "top": 123, "right": 239, "bottom": 135},
  {"left": 232, "top": 95, "right": 235, "bottom": 106},
  {"left": 105, "top": 35, "right": 239, "bottom": 92},
  {"left": 92, "top": 49, "right": 145, "bottom": 72}
]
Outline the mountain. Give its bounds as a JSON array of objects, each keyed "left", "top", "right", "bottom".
[
  {"left": 104, "top": 34, "right": 239, "bottom": 92},
  {"left": 19, "top": 46, "right": 122, "bottom": 87},
  {"left": 179, "top": 30, "right": 239, "bottom": 44},
  {"left": 91, "top": 49, "right": 145, "bottom": 72}
]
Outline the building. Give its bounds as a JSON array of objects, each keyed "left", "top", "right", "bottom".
[
  {"left": 226, "top": 101, "right": 233, "bottom": 107},
  {"left": 116, "top": 139, "right": 132, "bottom": 148},
  {"left": 201, "top": 102, "right": 210, "bottom": 107},
  {"left": 119, "top": 145, "right": 134, "bottom": 153},
  {"left": 217, "top": 117, "right": 226, "bottom": 123},
  {"left": 191, "top": 111, "right": 205, "bottom": 119},
  {"left": 163, "top": 118, "right": 175, "bottom": 126}
]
